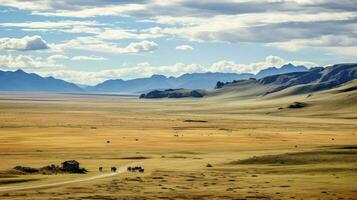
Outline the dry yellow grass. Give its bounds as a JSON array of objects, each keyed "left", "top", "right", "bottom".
[{"left": 0, "top": 84, "right": 356, "bottom": 199}]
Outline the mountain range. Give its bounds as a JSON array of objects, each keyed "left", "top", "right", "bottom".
[
  {"left": 88, "top": 63, "right": 308, "bottom": 93},
  {"left": 0, "top": 69, "right": 82, "bottom": 92},
  {"left": 0, "top": 63, "right": 308, "bottom": 93}
]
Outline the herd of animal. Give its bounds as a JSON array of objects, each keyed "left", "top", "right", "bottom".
[
  {"left": 98, "top": 166, "right": 144, "bottom": 173},
  {"left": 127, "top": 166, "right": 144, "bottom": 173}
]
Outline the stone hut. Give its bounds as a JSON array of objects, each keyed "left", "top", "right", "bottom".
[{"left": 62, "top": 160, "right": 80, "bottom": 172}]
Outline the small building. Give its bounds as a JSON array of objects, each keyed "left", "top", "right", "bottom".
[{"left": 62, "top": 160, "right": 80, "bottom": 171}]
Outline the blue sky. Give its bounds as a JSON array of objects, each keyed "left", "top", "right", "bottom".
[{"left": 0, "top": 0, "right": 356, "bottom": 85}]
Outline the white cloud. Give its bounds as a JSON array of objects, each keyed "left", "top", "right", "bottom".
[
  {"left": 59, "top": 38, "right": 158, "bottom": 54},
  {"left": 0, "top": 53, "right": 109, "bottom": 71},
  {"left": 47, "top": 54, "right": 69, "bottom": 63},
  {"left": 72, "top": 56, "right": 107, "bottom": 61},
  {"left": 160, "top": 11, "right": 357, "bottom": 43},
  {"left": 267, "top": 35, "right": 357, "bottom": 56},
  {"left": 210, "top": 56, "right": 318, "bottom": 74},
  {"left": 32, "top": 4, "right": 146, "bottom": 18},
  {"left": 0, "top": 35, "right": 50, "bottom": 51},
  {"left": 176, "top": 45, "right": 194, "bottom": 51},
  {"left": 0, "top": 54, "right": 64, "bottom": 69},
  {"left": 0, "top": 20, "right": 98, "bottom": 29},
  {"left": 97, "top": 28, "right": 164, "bottom": 40},
  {"left": 125, "top": 40, "right": 158, "bottom": 53},
  {"left": 0, "top": 20, "right": 103, "bottom": 35}
]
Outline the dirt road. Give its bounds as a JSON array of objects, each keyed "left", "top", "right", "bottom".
[{"left": 0, "top": 166, "right": 127, "bottom": 192}]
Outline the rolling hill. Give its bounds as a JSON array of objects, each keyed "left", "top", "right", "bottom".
[{"left": 209, "top": 63, "right": 357, "bottom": 99}]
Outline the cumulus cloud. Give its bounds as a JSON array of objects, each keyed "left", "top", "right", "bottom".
[
  {"left": 176, "top": 45, "right": 194, "bottom": 51},
  {"left": 0, "top": 35, "right": 50, "bottom": 51},
  {"left": 125, "top": 40, "right": 158, "bottom": 53}
]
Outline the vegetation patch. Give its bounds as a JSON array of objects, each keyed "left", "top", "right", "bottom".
[
  {"left": 334, "top": 145, "right": 357, "bottom": 149},
  {"left": 230, "top": 149, "right": 357, "bottom": 165},
  {"left": 0, "top": 178, "right": 39, "bottom": 185},
  {"left": 338, "top": 85, "right": 357, "bottom": 93},
  {"left": 140, "top": 89, "right": 205, "bottom": 98},
  {"left": 173, "top": 151, "right": 201, "bottom": 155},
  {"left": 11, "top": 160, "right": 87, "bottom": 175},
  {"left": 288, "top": 102, "right": 308, "bottom": 109},
  {"left": 183, "top": 119, "right": 208, "bottom": 123},
  {"left": 13, "top": 166, "right": 39, "bottom": 174},
  {"left": 118, "top": 156, "right": 151, "bottom": 160}
]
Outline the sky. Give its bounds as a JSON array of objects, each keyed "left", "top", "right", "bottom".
[{"left": 0, "top": 0, "right": 356, "bottom": 85}]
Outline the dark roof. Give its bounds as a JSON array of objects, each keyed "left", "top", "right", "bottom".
[{"left": 62, "top": 160, "right": 79, "bottom": 165}]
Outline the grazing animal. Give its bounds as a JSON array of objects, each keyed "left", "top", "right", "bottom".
[
  {"left": 99, "top": 167, "right": 103, "bottom": 172},
  {"left": 139, "top": 169, "right": 144, "bottom": 173},
  {"left": 111, "top": 167, "right": 117, "bottom": 172},
  {"left": 127, "top": 167, "right": 132, "bottom": 171}
]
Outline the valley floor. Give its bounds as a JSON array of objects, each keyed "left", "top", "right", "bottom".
[{"left": 0, "top": 92, "right": 356, "bottom": 200}]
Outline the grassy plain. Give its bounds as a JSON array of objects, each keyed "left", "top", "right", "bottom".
[{"left": 0, "top": 84, "right": 356, "bottom": 199}]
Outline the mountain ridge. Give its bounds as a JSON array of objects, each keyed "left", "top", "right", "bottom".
[
  {"left": 88, "top": 64, "right": 308, "bottom": 93},
  {"left": 0, "top": 63, "right": 309, "bottom": 93},
  {"left": 0, "top": 69, "right": 83, "bottom": 92},
  {"left": 211, "top": 63, "right": 357, "bottom": 98}
]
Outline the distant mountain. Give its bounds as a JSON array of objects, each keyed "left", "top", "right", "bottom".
[
  {"left": 255, "top": 63, "right": 308, "bottom": 79},
  {"left": 0, "top": 69, "right": 82, "bottom": 92},
  {"left": 0, "top": 64, "right": 308, "bottom": 94},
  {"left": 216, "top": 63, "right": 357, "bottom": 97},
  {"left": 88, "top": 72, "right": 255, "bottom": 93},
  {"left": 89, "top": 64, "right": 307, "bottom": 93},
  {"left": 90, "top": 74, "right": 173, "bottom": 93}
]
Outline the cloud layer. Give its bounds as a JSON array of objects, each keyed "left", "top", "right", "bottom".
[{"left": 1, "top": 1, "right": 356, "bottom": 55}]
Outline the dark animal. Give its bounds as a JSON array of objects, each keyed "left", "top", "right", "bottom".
[
  {"left": 139, "top": 169, "right": 144, "bottom": 173},
  {"left": 127, "top": 167, "right": 132, "bottom": 171},
  {"left": 99, "top": 167, "right": 103, "bottom": 172},
  {"left": 111, "top": 167, "right": 117, "bottom": 172}
]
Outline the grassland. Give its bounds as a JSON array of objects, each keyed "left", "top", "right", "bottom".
[{"left": 0, "top": 83, "right": 356, "bottom": 200}]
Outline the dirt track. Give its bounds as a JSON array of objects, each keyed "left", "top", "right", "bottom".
[{"left": 0, "top": 166, "right": 128, "bottom": 192}]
